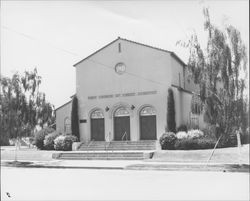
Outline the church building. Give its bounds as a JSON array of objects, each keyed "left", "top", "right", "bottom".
[{"left": 55, "top": 37, "right": 204, "bottom": 144}]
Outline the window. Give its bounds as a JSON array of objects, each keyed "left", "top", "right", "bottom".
[
  {"left": 118, "top": 43, "right": 121, "bottom": 53},
  {"left": 64, "top": 117, "right": 71, "bottom": 134},
  {"left": 140, "top": 106, "right": 156, "bottom": 116},
  {"left": 91, "top": 109, "right": 104, "bottom": 119},
  {"left": 114, "top": 107, "right": 129, "bottom": 117}
]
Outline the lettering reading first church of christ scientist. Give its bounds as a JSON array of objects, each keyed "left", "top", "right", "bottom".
[{"left": 88, "top": 90, "right": 157, "bottom": 100}]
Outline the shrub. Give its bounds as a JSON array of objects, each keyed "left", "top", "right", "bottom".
[
  {"left": 176, "top": 129, "right": 204, "bottom": 139},
  {"left": 159, "top": 132, "right": 177, "bottom": 150},
  {"left": 34, "top": 127, "right": 55, "bottom": 149},
  {"left": 167, "top": 88, "right": 176, "bottom": 132},
  {"left": 176, "top": 131, "right": 188, "bottom": 139},
  {"left": 177, "top": 124, "right": 188, "bottom": 132},
  {"left": 187, "top": 129, "right": 204, "bottom": 138},
  {"left": 174, "top": 138, "right": 198, "bottom": 150},
  {"left": 54, "top": 134, "right": 78, "bottom": 151},
  {"left": 174, "top": 137, "right": 216, "bottom": 150},
  {"left": 196, "top": 138, "right": 216, "bottom": 149},
  {"left": 201, "top": 126, "right": 217, "bottom": 140},
  {"left": 43, "top": 131, "right": 61, "bottom": 150}
]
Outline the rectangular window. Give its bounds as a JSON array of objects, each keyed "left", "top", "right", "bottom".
[{"left": 118, "top": 43, "right": 121, "bottom": 53}]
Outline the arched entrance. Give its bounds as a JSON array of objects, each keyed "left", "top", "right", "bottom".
[
  {"left": 90, "top": 109, "right": 105, "bottom": 141},
  {"left": 114, "top": 107, "right": 130, "bottom": 141},
  {"left": 140, "top": 106, "right": 157, "bottom": 140}
]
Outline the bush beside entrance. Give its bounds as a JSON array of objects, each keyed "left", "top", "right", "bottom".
[{"left": 159, "top": 125, "right": 231, "bottom": 150}]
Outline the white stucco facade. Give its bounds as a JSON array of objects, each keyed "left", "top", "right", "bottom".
[{"left": 55, "top": 37, "right": 204, "bottom": 143}]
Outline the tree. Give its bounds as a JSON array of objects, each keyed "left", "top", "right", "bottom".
[
  {"left": 0, "top": 69, "right": 55, "bottom": 145},
  {"left": 71, "top": 96, "right": 80, "bottom": 141},
  {"left": 179, "top": 8, "right": 248, "bottom": 141},
  {"left": 167, "top": 88, "right": 176, "bottom": 132}
]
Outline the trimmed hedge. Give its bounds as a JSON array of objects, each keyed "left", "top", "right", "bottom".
[
  {"left": 174, "top": 137, "right": 216, "bottom": 150},
  {"left": 34, "top": 127, "right": 55, "bottom": 149},
  {"left": 43, "top": 131, "right": 61, "bottom": 150},
  {"left": 159, "top": 132, "right": 177, "bottom": 150},
  {"left": 54, "top": 134, "right": 78, "bottom": 151}
]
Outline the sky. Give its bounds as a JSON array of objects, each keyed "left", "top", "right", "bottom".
[{"left": 1, "top": 0, "right": 249, "bottom": 108}]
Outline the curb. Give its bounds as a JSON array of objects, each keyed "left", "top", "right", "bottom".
[{"left": 1, "top": 161, "right": 249, "bottom": 172}]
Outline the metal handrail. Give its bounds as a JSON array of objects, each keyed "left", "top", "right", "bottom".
[
  {"left": 105, "top": 132, "right": 111, "bottom": 159},
  {"left": 87, "top": 140, "right": 94, "bottom": 152},
  {"left": 121, "top": 131, "right": 127, "bottom": 141}
]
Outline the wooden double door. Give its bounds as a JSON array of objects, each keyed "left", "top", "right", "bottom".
[
  {"left": 114, "top": 116, "right": 130, "bottom": 141},
  {"left": 91, "top": 118, "right": 105, "bottom": 141},
  {"left": 140, "top": 115, "right": 156, "bottom": 140}
]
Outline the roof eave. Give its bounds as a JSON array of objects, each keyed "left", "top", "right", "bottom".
[{"left": 73, "top": 37, "right": 120, "bottom": 67}]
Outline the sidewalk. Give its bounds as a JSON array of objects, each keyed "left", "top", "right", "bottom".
[
  {"left": 1, "top": 159, "right": 249, "bottom": 172},
  {"left": 1, "top": 144, "right": 249, "bottom": 172}
]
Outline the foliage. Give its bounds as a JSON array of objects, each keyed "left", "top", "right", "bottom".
[
  {"left": 178, "top": 8, "right": 248, "bottom": 141},
  {"left": 174, "top": 137, "right": 216, "bottom": 150},
  {"left": 43, "top": 131, "right": 61, "bottom": 150},
  {"left": 176, "top": 131, "right": 188, "bottom": 139},
  {"left": 159, "top": 132, "right": 177, "bottom": 150},
  {"left": 71, "top": 96, "right": 80, "bottom": 141},
  {"left": 167, "top": 88, "right": 176, "bottom": 132},
  {"left": 0, "top": 133, "right": 10, "bottom": 146},
  {"left": 54, "top": 134, "right": 78, "bottom": 151},
  {"left": 201, "top": 126, "right": 217, "bottom": 140},
  {"left": 191, "top": 94, "right": 203, "bottom": 115},
  {"left": 0, "top": 69, "right": 55, "bottom": 142},
  {"left": 34, "top": 127, "right": 55, "bottom": 149},
  {"left": 187, "top": 129, "right": 204, "bottom": 138},
  {"left": 241, "top": 128, "right": 249, "bottom": 144},
  {"left": 177, "top": 124, "right": 188, "bottom": 132},
  {"left": 176, "top": 129, "right": 204, "bottom": 139}
]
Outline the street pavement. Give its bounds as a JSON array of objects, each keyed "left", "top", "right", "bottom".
[{"left": 1, "top": 167, "right": 249, "bottom": 201}]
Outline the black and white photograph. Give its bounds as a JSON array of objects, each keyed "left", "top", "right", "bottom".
[{"left": 1, "top": 0, "right": 249, "bottom": 200}]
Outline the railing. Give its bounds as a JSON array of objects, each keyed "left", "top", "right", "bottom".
[
  {"left": 121, "top": 131, "right": 128, "bottom": 141},
  {"left": 105, "top": 132, "right": 111, "bottom": 159},
  {"left": 87, "top": 140, "right": 94, "bottom": 152}
]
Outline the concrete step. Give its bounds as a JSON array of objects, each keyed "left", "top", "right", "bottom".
[
  {"left": 52, "top": 151, "right": 154, "bottom": 160},
  {"left": 78, "top": 140, "right": 157, "bottom": 151},
  {"left": 58, "top": 157, "right": 143, "bottom": 160}
]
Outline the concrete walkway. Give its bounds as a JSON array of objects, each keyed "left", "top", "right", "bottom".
[{"left": 1, "top": 144, "right": 249, "bottom": 172}]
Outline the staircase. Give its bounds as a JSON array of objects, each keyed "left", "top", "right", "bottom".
[
  {"left": 53, "top": 151, "right": 154, "bottom": 160},
  {"left": 52, "top": 140, "right": 157, "bottom": 160},
  {"left": 78, "top": 140, "right": 157, "bottom": 151}
]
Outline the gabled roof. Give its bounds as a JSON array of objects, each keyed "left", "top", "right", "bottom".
[
  {"left": 73, "top": 37, "right": 186, "bottom": 67},
  {"left": 55, "top": 100, "right": 72, "bottom": 112}
]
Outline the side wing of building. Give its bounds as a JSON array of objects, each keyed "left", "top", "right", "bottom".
[{"left": 55, "top": 100, "right": 72, "bottom": 134}]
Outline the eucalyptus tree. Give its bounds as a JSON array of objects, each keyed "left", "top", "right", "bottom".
[
  {"left": 179, "top": 8, "right": 248, "bottom": 139},
  {"left": 0, "top": 69, "right": 55, "bottom": 144}
]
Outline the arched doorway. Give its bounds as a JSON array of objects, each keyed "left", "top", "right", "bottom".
[
  {"left": 90, "top": 109, "right": 105, "bottom": 141},
  {"left": 114, "top": 107, "right": 130, "bottom": 141},
  {"left": 140, "top": 106, "right": 157, "bottom": 140}
]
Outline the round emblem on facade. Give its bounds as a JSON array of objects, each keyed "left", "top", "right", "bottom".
[{"left": 115, "top": 63, "right": 126, "bottom": 75}]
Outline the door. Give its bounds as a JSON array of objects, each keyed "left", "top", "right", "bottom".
[
  {"left": 114, "top": 116, "right": 130, "bottom": 140},
  {"left": 91, "top": 118, "right": 105, "bottom": 141},
  {"left": 113, "top": 107, "right": 130, "bottom": 141},
  {"left": 140, "top": 106, "right": 157, "bottom": 140},
  {"left": 90, "top": 109, "right": 105, "bottom": 141}
]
